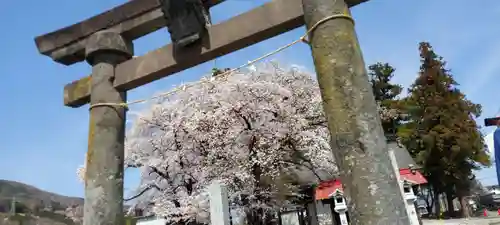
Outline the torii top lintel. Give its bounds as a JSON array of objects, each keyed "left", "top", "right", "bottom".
[
  {"left": 34, "top": 0, "right": 367, "bottom": 66},
  {"left": 35, "top": 0, "right": 368, "bottom": 108},
  {"left": 34, "top": 0, "right": 225, "bottom": 65}
]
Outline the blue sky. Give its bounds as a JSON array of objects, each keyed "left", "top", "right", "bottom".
[{"left": 1, "top": 0, "right": 500, "bottom": 198}]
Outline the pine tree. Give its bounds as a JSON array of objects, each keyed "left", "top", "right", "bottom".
[
  {"left": 398, "top": 42, "right": 490, "bottom": 217},
  {"left": 368, "top": 62, "right": 404, "bottom": 136}
]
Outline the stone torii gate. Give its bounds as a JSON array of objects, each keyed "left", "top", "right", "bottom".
[{"left": 34, "top": 0, "right": 410, "bottom": 224}]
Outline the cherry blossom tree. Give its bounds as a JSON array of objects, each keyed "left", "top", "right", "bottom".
[
  {"left": 74, "top": 63, "right": 407, "bottom": 224},
  {"left": 122, "top": 63, "right": 336, "bottom": 224},
  {"left": 73, "top": 62, "right": 414, "bottom": 225}
]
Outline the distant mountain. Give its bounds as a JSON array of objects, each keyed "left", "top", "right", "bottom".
[
  {"left": 0, "top": 179, "right": 84, "bottom": 225},
  {"left": 0, "top": 179, "right": 83, "bottom": 209}
]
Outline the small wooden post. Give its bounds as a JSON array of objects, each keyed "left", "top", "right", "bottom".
[
  {"left": 84, "top": 30, "right": 133, "bottom": 225},
  {"left": 208, "top": 181, "right": 230, "bottom": 225},
  {"left": 301, "top": 0, "right": 410, "bottom": 224}
]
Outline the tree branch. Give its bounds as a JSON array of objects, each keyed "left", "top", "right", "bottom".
[{"left": 124, "top": 184, "right": 164, "bottom": 201}]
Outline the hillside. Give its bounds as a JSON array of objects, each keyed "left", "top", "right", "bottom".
[
  {"left": 0, "top": 180, "right": 83, "bottom": 209},
  {"left": 0, "top": 180, "right": 84, "bottom": 225}
]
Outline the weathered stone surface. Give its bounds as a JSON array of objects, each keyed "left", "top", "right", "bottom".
[
  {"left": 84, "top": 31, "right": 131, "bottom": 225},
  {"left": 35, "top": 0, "right": 159, "bottom": 54},
  {"left": 64, "top": 76, "right": 91, "bottom": 107},
  {"left": 36, "top": 0, "right": 366, "bottom": 65},
  {"left": 34, "top": 0, "right": 226, "bottom": 65},
  {"left": 63, "top": 0, "right": 370, "bottom": 107},
  {"left": 302, "top": 0, "right": 409, "bottom": 223},
  {"left": 50, "top": 8, "right": 165, "bottom": 65},
  {"left": 85, "top": 30, "right": 134, "bottom": 65}
]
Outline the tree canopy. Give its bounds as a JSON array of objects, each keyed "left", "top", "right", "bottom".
[
  {"left": 123, "top": 64, "right": 336, "bottom": 224},
  {"left": 366, "top": 42, "right": 491, "bottom": 217},
  {"left": 368, "top": 62, "right": 404, "bottom": 135},
  {"left": 398, "top": 42, "right": 490, "bottom": 215}
]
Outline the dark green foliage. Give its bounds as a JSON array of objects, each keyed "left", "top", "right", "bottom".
[
  {"left": 211, "top": 67, "right": 231, "bottom": 77},
  {"left": 368, "top": 42, "right": 490, "bottom": 217},
  {"left": 0, "top": 199, "right": 10, "bottom": 213},
  {"left": 0, "top": 200, "right": 28, "bottom": 214},
  {"left": 14, "top": 201, "right": 29, "bottom": 214},
  {"left": 398, "top": 42, "right": 490, "bottom": 216},
  {"left": 369, "top": 62, "right": 402, "bottom": 102},
  {"left": 368, "top": 62, "right": 403, "bottom": 135},
  {"left": 35, "top": 211, "right": 76, "bottom": 225}
]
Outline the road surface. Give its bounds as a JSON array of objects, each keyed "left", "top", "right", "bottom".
[{"left": 423, "top": 218, "right": 500, "bottom": 225}]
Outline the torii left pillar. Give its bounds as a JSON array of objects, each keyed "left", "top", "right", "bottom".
[{"left": 83, "top": 30, "right": 133, "bottom": 225}]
